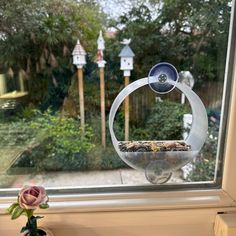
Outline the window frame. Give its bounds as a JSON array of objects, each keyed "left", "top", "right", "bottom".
[{"left": 1, "top": 0, "right": 236, "bottom": 215}]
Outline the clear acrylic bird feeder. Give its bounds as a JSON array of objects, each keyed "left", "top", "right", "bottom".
[{"left": 109, "top": 62, "right": 208, "bottom": 184}]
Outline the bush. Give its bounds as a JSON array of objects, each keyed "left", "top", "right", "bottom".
[
  {"left": 0, "top": 121, "right": 38, "bottom": 147},
  {"left": 145, "top": 100, "right": 190, "bottom": 140},
  {"left": 185, "top": 158, "right": 215, "bottom": 182},
  {"left": 36, "top": 152, "right": 89, "bottom": 171},
  {"left": 5, "top": 108, "right": 128, "bottom": 173},
  {"left": 185, "top": 120, "right": 219, "bottom": 181},
  {"left": 30, "top": 109, "right": 94, "bottom": 157},
  {"left": 127, "top": 100, "right": 190, "bottom": 141},
  {"left": 6, "top": 109, "right": 94, "bottom": 172},
  {"left": 86, "top": 114, "right": 128, "bottom": 170},
  {"left": 85, "top": 146, "right": 128, "bottom": 170}
]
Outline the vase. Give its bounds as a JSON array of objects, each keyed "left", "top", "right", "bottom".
[
  {"left": 38, "top": 228, "right": 54, "bottom": 236},
  {"left": 24, "top": 228, "right": 54, "bottom": 236}
]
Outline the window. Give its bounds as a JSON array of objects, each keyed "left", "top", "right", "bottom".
[{"left": 0, "top": 0, "right": 234, "bottom": 193}]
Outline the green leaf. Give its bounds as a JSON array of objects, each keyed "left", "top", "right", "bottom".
[
  {"left": 39, "top": 203, "right": 49, "bottom": 209},
  {"left": 6, "top": 202, "right": 19, "bottom": 215},
  {"left": 11, "top": 206, "right": 24, "bottom": 220}
]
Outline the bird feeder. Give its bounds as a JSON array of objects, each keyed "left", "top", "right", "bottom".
[
  {"left": 72, "top": 40, "right": 86, "bottom": 68},
  {"left": 109, "top": 62, "right": 208, "bottom": 184},
  {"left": 119, "top": 42, "right": 135, "bottom": 77}
]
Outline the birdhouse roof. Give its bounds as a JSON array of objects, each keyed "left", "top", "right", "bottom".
[
  {"left": 119, "top": 45, "right": 135, "bottom": 57},
  {"left": 72, "top": 40, "right": 86, "bottom": 56}
]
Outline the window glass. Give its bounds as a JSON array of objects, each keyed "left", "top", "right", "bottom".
[{"left": 0, "top": 0, "right": 233, "bottom": 190}]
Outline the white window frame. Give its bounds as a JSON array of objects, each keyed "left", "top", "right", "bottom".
[{"left": 0, "top": 0, "right": 236, "bottom": 219}]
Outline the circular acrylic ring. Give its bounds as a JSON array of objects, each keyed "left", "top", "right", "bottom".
[{"left": 148, "top": 62, "right": 179, "bottom": 94}]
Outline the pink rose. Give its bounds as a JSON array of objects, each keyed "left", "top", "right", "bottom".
[{"left": 18, "top": 186, "right": 48, "bottom": 209}]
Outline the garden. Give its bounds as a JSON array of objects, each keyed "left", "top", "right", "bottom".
[{"left": 0, "top": 0, "right": 230, "bottom": 187}]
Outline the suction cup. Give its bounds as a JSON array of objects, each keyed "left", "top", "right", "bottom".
[
  {"left": 145, "top": 160, "right": 172, "bottom": 184},
  {"left": 148, "top": 62, "right": 178, "bottom": 94}
]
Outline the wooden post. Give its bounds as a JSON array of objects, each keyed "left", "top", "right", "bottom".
[
  {"left": 124, "top": 76, "right": 130, "bottom": 141},
  {"left": 119, "top": 41, "right": 134, "bottom": 141},
  {"left": 97, "top": 31, "right": 106, "bottom": 147},
  {"left": 0, "top": 74, "right": 6, "bottom": 96},
  {"left": 72, "top": 39, "right": 86, "bottom": 132},
  {"left": 100, "top": 67, "right": 106, "bottom": 147},
  {"left": 19, "top": 71, "right": 25, "bottom": 92},
  {"left": 77, "top": 67, "right": 85, "bottom": 132}
]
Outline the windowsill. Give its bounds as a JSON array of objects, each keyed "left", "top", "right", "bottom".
[{"left": 0, "top": 189, "right": 235, "bottom": 214}]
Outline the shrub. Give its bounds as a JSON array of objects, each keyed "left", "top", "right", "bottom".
[
  {"left": 7, "top": 109, "right": 94, "bottom": 172},
  {"left": 128, "top": 100, "right": 190, "bottom": 141},
  {"left": 30, "top": 109, "right": 94, "bottom": 158},
  {"left": 185, "top": 120, "right": 218, "bottom": 182},
  {"left": 185, "top": 158, "right": 215, "bottom": 182},
  {"left": 146, "top": 100, "right": 190, "bottom": 140},
  {"left": 86, "top": 114, "right": 128, "bottom": 170},
  {"left": 85, "top": 146, "right": 128, "bottom": 170}
]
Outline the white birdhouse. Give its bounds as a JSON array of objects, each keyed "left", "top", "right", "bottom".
[
  {"left": 96, "top": 31, "right": 106, "bottom": 68},
  {"left": 119, "top": 44, "right": 135, "bottom": 76},
  {"left": 97, "top": 30, "right": 105, "bottom": 51},
  {"left": 72, "top": 39, "right": 86, "bottom": 68}
]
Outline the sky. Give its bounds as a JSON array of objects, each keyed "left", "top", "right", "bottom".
[
  {"left": 99, "top": 0, "right": 153, "bottom": 19},
  {"left": 98, "top": 0, "right": 161, "bottom": 32},
  {"left": 99, "top": 0, "right": 133, "bottom": 19}
]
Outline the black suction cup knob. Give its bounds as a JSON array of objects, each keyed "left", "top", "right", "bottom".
[
  {"left": 148, "top": 62, "right": 178, "bottom": 94},
  {"left": 145, "top": 160, "right": 172, "bottom": 184}
]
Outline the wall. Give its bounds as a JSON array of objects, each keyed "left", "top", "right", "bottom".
[
  {"left": 0, "top": 209, "right": 220, "bottom": 236},
  {"left": 1, "top": 205, "right": 236, "bottom": 236}
]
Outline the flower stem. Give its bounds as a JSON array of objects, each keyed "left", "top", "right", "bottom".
[
  {"left": 26, "top": 209, "right": 34, "bottom": 219},
  {"left": 24, "top": 210, "right": 38, "bottom": 236}
]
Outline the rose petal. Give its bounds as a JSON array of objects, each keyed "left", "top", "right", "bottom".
[
  {"left": 37, "top": 186, "right": 46, "bottom": 196},
  {"left": 19, "top": 202, "right": 37, "bottom": 210},
  {"left": 19, "top": 186, "right": 30, "bottom": 195},
  {"left": 29, "top": 187, "right": 39, "bottom": 197},
  {"left": 23, "top": 194, "right": 37, "bottom": 204}
]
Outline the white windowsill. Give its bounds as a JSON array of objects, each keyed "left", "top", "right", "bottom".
[{"left": 0, "top": 189, "right": 235, "bottom": 214}]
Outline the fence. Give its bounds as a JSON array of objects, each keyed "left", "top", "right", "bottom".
[{"left": 129, "top": 81, "right": 224, "bottom": 123}]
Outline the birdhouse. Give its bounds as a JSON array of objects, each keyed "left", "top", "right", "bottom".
[
  {"left": 97, "top": 30, "right": 105, "bottom": 51},
  {"left": 72, "top": 39, "right": 86, "bottom": 68},
  {"left": 119, "top": 44, "right": 135, "bottom": 75},
  {"left": 96, "top": 31, "right": 106, "bottom": 68}
]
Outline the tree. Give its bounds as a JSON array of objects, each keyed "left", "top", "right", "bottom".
[
  {"left": 0, "top": 0, "right": 104, "bottom": 105},
  {"left": 110, "top": 0, "right": 231, "bottom": 84}
]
